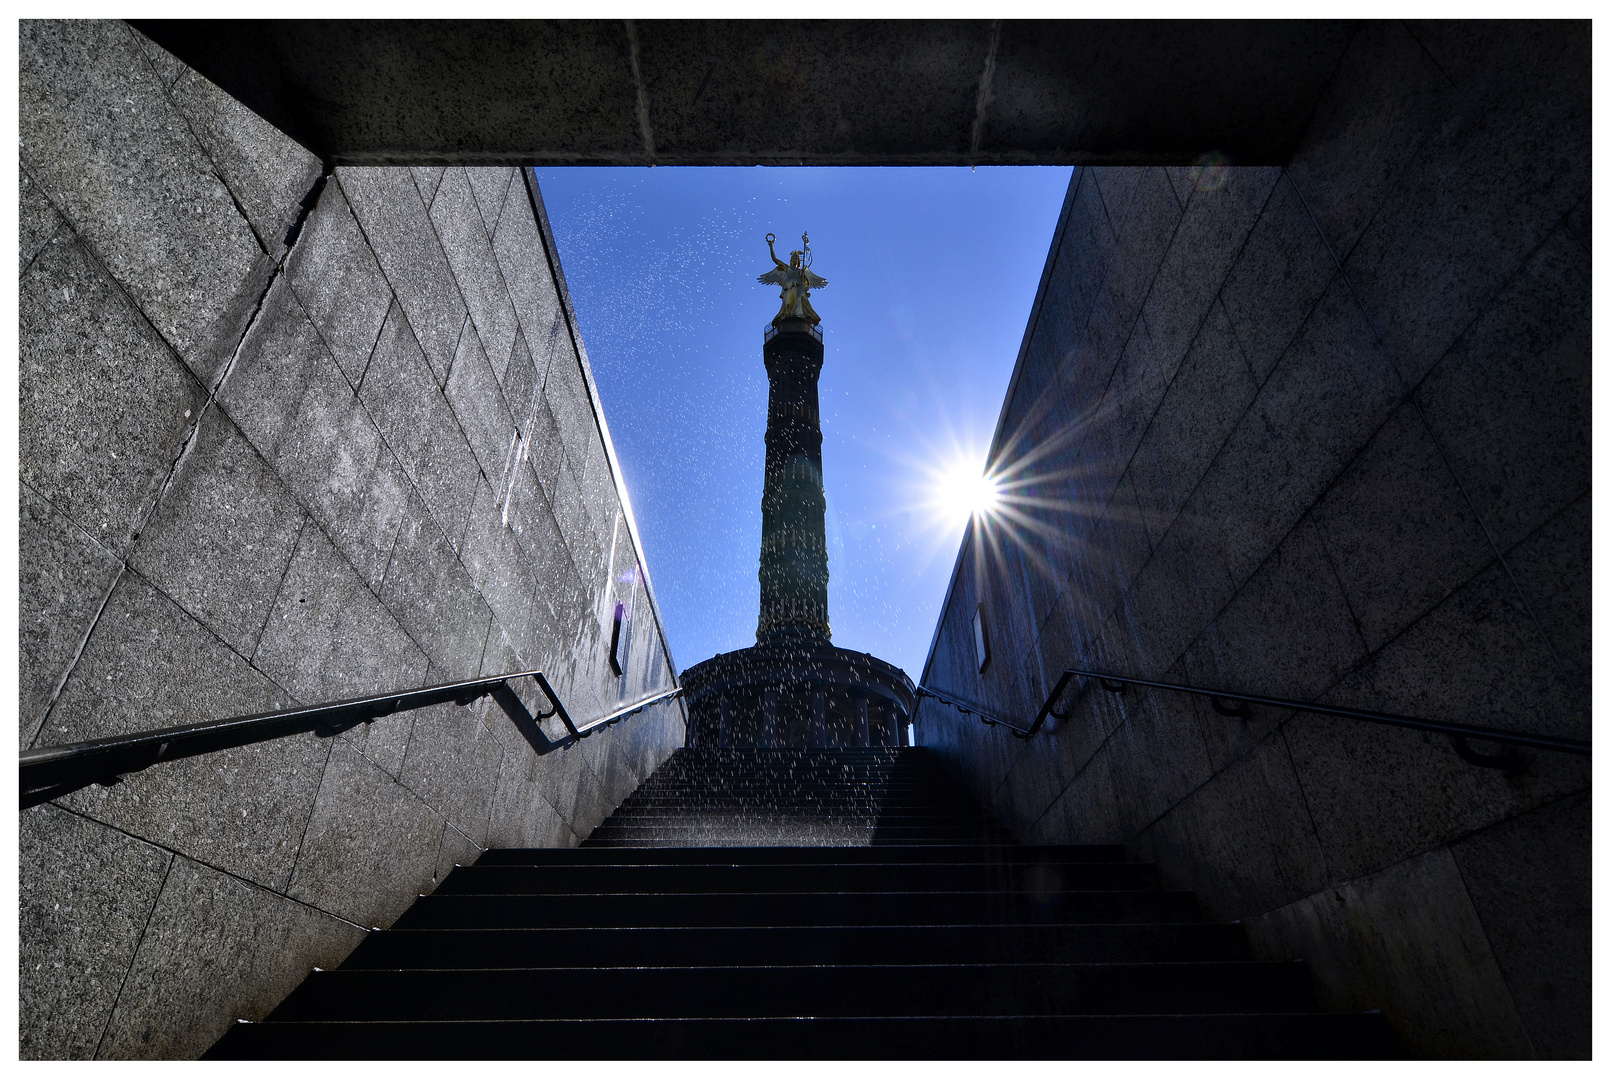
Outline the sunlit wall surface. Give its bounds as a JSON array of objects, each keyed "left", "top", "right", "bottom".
[{"left": 535, "top": 166, "right": 1071, "bottom": 676}]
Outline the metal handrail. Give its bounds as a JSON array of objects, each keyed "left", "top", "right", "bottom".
[
  {"left": 762, "top": 321, "right": 823, "bottom": 343},
  {"left": 574, "top": 685, "right": 685, "bottom": 737},
  {"left": 922, "top": 667, "right": 1590, "bottom": 774},
  {"left": 914, "top": 686, "right": 1028, "bottom": 735},
  {"left": 20, "top": 671, "right": 683, "bottom": 810}
]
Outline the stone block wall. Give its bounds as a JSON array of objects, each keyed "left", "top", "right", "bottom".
[
  {"left": 915, "top": 22, "right": 1588, "bottom": 1058},
  {"left": 20, "top": 21, "right": 685, "bottom": 1059}
]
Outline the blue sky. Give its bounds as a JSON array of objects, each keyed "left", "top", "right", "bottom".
[{"left": 535, "top": 166, "right": 1071, "bottom": 679}]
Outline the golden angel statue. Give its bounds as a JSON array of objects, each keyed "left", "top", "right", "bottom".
[{"left": 758, "top": 232, "right": 828, "bottom": 325}]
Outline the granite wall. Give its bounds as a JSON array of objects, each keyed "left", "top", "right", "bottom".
[
  {"left": 915, "top": 22, "right": 1589, "bottom": 1058},
  {"left": 20, "top": 20, "right": 685, "bottom": 1059}
]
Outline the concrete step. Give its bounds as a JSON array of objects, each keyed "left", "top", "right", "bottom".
[
  {"left": 339, "top": 922, "right": 1253, "bottom": 969},
  {"left": 433, "top": 861, "right": 1160, "bottom": 895},
  {"left": 473, "top": 844, "right": 1127, "bottom": 866},
  {"left": 208, "top": 1012, "right": 1398, "bottom": 1059},
  {"left": 263, "top": 961, "right": 1321, "bottom": 1022},
  {"left": 390, "top": 889, "right": 1205, "bottom": 930}
]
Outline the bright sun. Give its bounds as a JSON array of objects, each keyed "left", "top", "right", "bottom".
[{"left": 932, "top": 460, "right": 1002, "bottom": 527}]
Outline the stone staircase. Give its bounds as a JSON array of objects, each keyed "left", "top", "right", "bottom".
[{"left": 207, "top": 747, "right": 1397, "bottom": 1058}]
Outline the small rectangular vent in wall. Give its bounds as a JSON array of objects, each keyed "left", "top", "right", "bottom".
[
  {"left": 609, "top": 602, "right": 626, "bottom": 677},
  {"left": 973, "top": 604, "right": 991, "bottom": 673}
]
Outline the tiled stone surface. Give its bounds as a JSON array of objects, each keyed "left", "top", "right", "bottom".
[
  {"left": 97, "top": 856, "right": 365, "bottom": 1060},
  {"left": 128, "top": 22, "right": 185, "bottom": 87},
  {"left": 19, "top": 30, "right": 681, "bottom": 1055},
  {"left": 522, "top": 367, "right": 567, "bottom": 499},
  {"left": 1502, "top": 494, "right": 1590, "bottom": 686},
  {"left": 1123, "top": 516, "right": 1235, "bottom": 682},
  {"left": 42, "top": 572, "right": 292, "bottom": 741},
  {"left": 1047, "top": 171, "right": 1115, "bottom": 336},
  {"left": 461, "top": 477, "right": 539, "bottom": 651},
  {"left": 286, "top": 178, "right": 394, "bottom": 387},
  {"left": 1339, "top": 26, "right": 1588, "bottom": 389},
  {"left": 528, "top": 734, "right": 599, "bottom": 837},
  {"left": 397, "top": 704, "right": 505, "bottom": 847},
  {"left": 1561, "top": 195, "right": 1588, "bottom": 253},
  {"left": 339, "top": 165, "right": 468, "bottom": 385},
  {"left": 1192, "top": 275, "right": 1405, "bottom": 591},
  {"left": 550, "top": 460, "right": 600, "bottom": 604},
  {"left": 128, "top": 407, "right": 308, "bottom": 658},
  {"left": 445, "top": 320, "right": 518, "bottom": 483},
  {"left": 20, "top": 803, "right": 172, "bottom": 1060},
  {"left": 1129, "top": 301, "right": 1258, "bottom": 544},
  {"left": 1218, "top": 173, "right": 1339, "bottom": 383},
  {"left": 500, "top": 325, "right": 542, "bottom": 430},
  {"left": 435, "top": 823, "right": 485, "bottom": 887},
  {"left": 493, "top": 172, "right": 565, "bottom": 355},
  {"left": 1451, "top": 792, "right": 1590, "bottom": 1059},
  {"left": 1312, "top": 402, "right": 1494, "bottom": 652},
  {"left": 1244, "top": 848, "right": 1531, "bottom": 1059},
  {"left": 1187, "top": 517, "right": 1367, "bottom": 706},
  {"left": 20, "top": 233, "right": 206, "bottom": 559},
  {"left": 379, "top": 491, "right": 493, "bottom": 679},
  {"left": 253, "top": 524, "right": 429, "bottom": 706},
  {"left": 50, "top": 573, "right": 323, "bottom": 889},
  {"left": 1131, "top": 728, "right": 1329, "bottom": 920},
  {"left": 344, "top": 708, "right": 416, "bottom": 784},
  {"left": 19, "top": 483, "right": 122, "bottom": 746},
  {"left": 1322, "top": 557, "right": 1586, "bottom": 742},
  {"left": 465, "top": 166, "right": 516, "bottom": 235},
  {"left": 165, "top": 65, "right": 322, "bottom": 252},
  {"left": 1089, "top": 168, "right": 1143, "bottom": 240},
  {"left": 491, "top": 758, "right": 574, "bottom": 850},
  {"left": 1138, "top": 165, "right": 1279, "bottom": 374},
  {"left": 431, "top": 167, "right": 520, "bottom": 375},
  {"left": 19, "top": 20, "right": 265, "bottom": 381},
  {"left": 1287, "top": 720, "right": 1585, "bottom": 910},
  {"left": 542, "top": 337, "right": 600, "bottom": 474},
  {"left": 286, "top": 739, "right": 444, "bottom": 927},
  {"left": 217, "top": 273, "right": 333, "bottom": 460},
  {"left": 269, "top": 352, "right": 413, "bottom": 595},
  {"left": 20, "top": 164, "right": 64, "bottom": 270},
  {"left": 1414, "top": 228, "right": 1589, "bottom": 553},
  {"left": 360, "top": 301, "right": 482, "bottom": 546},
  {"left": 410, "top": 165, "right": 444, "bottom": 205},
  {"left": 1285, "top": 20, "right": 1453, "bottom": 262},
  {"left": 1097, "top": 167, "right": 1182, "bottom": 333},
  {"left": 1100, "top": 676, "right": 1216, "bottom": 835},
  {"left": 1030, "top": 743, "right": 1123, "bottom": 846}
]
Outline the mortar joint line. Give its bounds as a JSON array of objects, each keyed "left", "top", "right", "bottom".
[
  {"left": 47, "top": 801, "right": 375, "bottom": 935},
  {"left": 91, "top": 846, "right": 174, "bottom": 1061},
  {"left": 280, "top": 735, "right": 338, "bottom": 898},
  {"left": 26, "top": 544, "right": 125, "bottom": 751}
]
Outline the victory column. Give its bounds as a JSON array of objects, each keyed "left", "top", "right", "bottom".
[{"left": 678, "top": 234, "right": 915, "bottom": 748}]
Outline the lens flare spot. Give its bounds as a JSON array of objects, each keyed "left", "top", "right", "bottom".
[{"left": 1189, "top": 150, "right": 1230, "bottom": 192}]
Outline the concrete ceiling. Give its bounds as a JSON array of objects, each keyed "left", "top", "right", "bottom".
[{"left": 134, "top": 19, "right": 1360, "bottom": 167}]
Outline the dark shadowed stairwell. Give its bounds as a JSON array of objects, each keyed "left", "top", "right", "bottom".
[{"left": 207, "top": 746, "right": 1397, "bottom": 1059}]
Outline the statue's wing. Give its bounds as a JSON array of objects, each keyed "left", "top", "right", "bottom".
[
  {"left": 757, "top": 267, "right": 790, "bottom": 286},
  {"left": 803, "top": 269, "right": 828, "bottom": 289}
]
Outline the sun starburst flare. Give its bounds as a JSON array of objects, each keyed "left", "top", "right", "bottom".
[{"left": 908, "top": 443, "right": 1005, "bottom": 535}]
